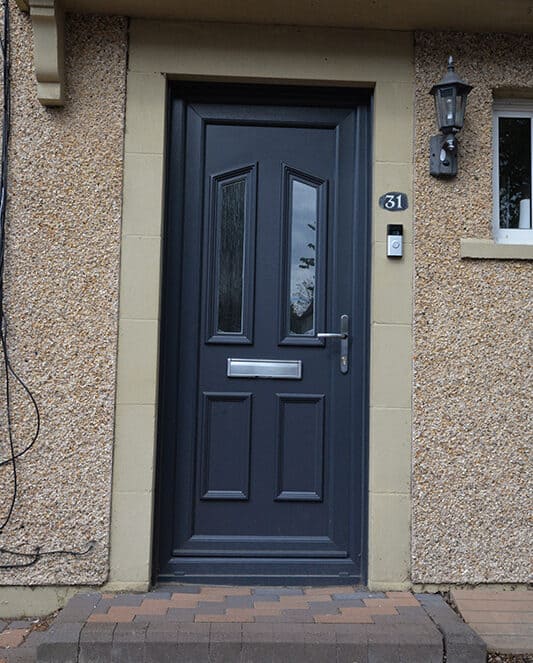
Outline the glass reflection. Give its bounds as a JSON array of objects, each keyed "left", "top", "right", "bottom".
[
  {"left": 218, "top": 180, "right": 245, "bottom": 333},
  {"left": 289, "top": 180, "right": 317, "bottom": 335},
  {"left": 499, "top": 117, "right": 531, "bottom": 229}
]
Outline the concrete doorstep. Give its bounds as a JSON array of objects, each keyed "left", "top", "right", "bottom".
[{"left": 0, "top": 587, "right": 487, "bottom": 663}]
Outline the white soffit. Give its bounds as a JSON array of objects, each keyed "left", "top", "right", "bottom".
[{"left": 30, "top": 0, "right": 533, "bottom": 34}]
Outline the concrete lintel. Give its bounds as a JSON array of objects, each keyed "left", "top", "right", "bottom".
[{"left": 28, "top": 0, "right": 65, "bottom": 106}]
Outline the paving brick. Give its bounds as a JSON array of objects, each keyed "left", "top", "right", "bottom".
[
  {"left": 367, "top": 624, "right": 400, "bottom": 662},
  {"left": 333, "top": 592, "right": 386, "bottom": 600},
  {"left": 301, "top": 642, "right": 337, "bottom": 663},
  {"left": 177, "top": 623, "right": 211, "bottom": 643},
  {"left": 224, "top": 595, "right": 255, "bottom": 608},
  {"left": 78, "top": 622, "right": 115, "bottom": 663},
  {"left": 253, "top": 615, "right": 285, "bottom": 622},
  {"left": 176, "top": 641, "right": 210, "bottom": 662},
  {"left": 253, "top": 588, "right": 303, "bottom": 596},
  {"left": 195, "top": 612, "right": 254, "bottom": 623},
  {"left": 159, "top": 584, "right": 201, "bottom": 594},
  {"left": 253, "top": 600, "right": 304, "bottom": 610},
  {"left": 105, "top": 594, "right": 145, "bottom": 607},
  {"left": 111, "top": 622, "right": 147, "bottom": 663},
  {"left": 3, "top": 649, "right": 37, "bottom": 663},
  {"left": 165, "top": 608, "right": 198, "bottom": 622},
  {"left": 335, "top": 623, "right": 368, "bottom": 641},
  {"left": 474, "top": 622, "right": 533, "bottom": 635},
  {"left": 37, "top": 623, "right": 82, "bottom": 663},
  {"left": 242, "top": 623, "right": 276, "bottom": 642},
  {"left": 307, "top": 603, "right": 341, "bottom": 615},
  {"left": 132, "top": 613, "right": 176, "bottom": 624},
  {"left": 6, "top": 622, "right": 34, "bottom": 632},
  {"left": 315, "top": 608, "right": 374, "bottom": 624},
  {"left": 80, "top": 622, "right": 117, "bottom": 642},
  {"left": 277, "top": 595, "right": 328, "bottom": 605},
  {"left": 145, "top": 642, "right": 178, "bottom": 663},
  {"left": 88, "top": 606, "right": 136, "bottom": 623},
  {"left": 363, "top": 598, "right": 405, "bottom": 612},
  {"left": 210, "top": 623, "right": 242, "bottom": 642},
  {"left": 482, "top": 634, "right": 533, "bottom": 654},
  {"left": 335, "top": 624, "right": 368, "bottom": 662},
  {"left": 303, "top": 586, "right": 350, "bottom": 595},
  {"left": 240, "top": 641, "right": 278, "bottom": 661},
  {"left": 209, "top": 640, "right": 243, "bottom": 662},
  {"left": 136, "top": 599, "right": 172, "bottom": 615},
  {"left": 270, "top": 623, "right": 307, "bottom": 642},
  {"left": 145, "top": 623, "right": 179, "bottom": 642},
  {"left": 21, "top": 630, "right": 49, "bottom": 648},
  {"left": 271, "top": 642, "right": 306, "bottom": 662},
  {"left": 142, "top": 591, "right": 172, "bottom": 601},
  {"left": 194, "top": 604, "right": 227, "bottom": 615},
  {"left": 417, "top": 592, "right": 486, "bottom": 663},
  {"left": 90, "top": 599, "right": 115, "bottom": 615},
  {"left": 458, "top": 599, "right": 533, "bottom": 612},
  {"left": 452, "top": 590, "right": 533, "bottom": 602},
  {"left": 251, "top": 594, "right": 280, "bottom": 603},
  {"left": 143, "top": 624, "right": 179, "bottom": 663},
  {"left": 198, "top": 587, "right": 252, "bottom": 597},
  {"left": 372, "top": 606, "right": 431, "bottom": 624},
  {"left": 462, "top": 611, "right": 533, "bottom": 623},
  {"left": 0, "top": 630, "right": 29, "bottom": 649},
  {"left": 301, "top": 624, "right": 336, "bottom": 644},
  {"left": 56, "top": 593, "right": 103, "bottom": 623},
  {"left": 168, "top": 596, "right": 201, "bottom": 608},
  {"left": 279, "top": 609, "right": 314, "bottom": 623}
]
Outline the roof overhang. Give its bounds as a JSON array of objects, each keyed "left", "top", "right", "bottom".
[
  {"left": 15, "top": 0, "right": 533, "bottom": 34},
  {"left": 14, "top": 0, "right": 533, "bottom": 107}
]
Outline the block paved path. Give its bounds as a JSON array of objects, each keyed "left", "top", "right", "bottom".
[
  {"left": 0, "top": 586, "right": 487, "bottom": 662},
  {"left": 452, "top": 589, "right": 533, "bottom": 656}
]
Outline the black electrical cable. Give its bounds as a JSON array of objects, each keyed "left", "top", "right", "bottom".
[
  {"left": 0, "top": 541, "right": 95, "bottom": 569},
  {"left": 0, "top": 0, "right": 91, "bottom": 567},
  {"left": 0, "top": 0, "right": 18, "bottom": 536}
]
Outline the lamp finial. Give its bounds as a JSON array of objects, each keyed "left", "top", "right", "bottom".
[{"left": 447, "top": 55, "right": 454, "bottom": 71}]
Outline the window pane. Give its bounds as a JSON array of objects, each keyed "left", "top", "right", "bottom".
[
  {"left": 499, "top": 117, "right": 531, "bottom": 229},
  {"left": 289, "top": 180, "right": 317, "bottom": 336},
  {"left": 218, "top": 180, "right": 245, "bottom": 333}
]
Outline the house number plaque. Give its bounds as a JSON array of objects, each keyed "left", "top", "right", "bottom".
[{"left": 379, "top": 192, "right": 408, "bottom": 211}]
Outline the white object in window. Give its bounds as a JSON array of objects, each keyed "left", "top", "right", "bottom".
[{"left": 493, "top": 100, "right": 533, "bottom": 245}]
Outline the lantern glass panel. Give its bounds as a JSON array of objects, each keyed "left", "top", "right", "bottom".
[
  {"left": 455, "top": 94, "right": 466, "bottom": 129},
  {"left": 438, "top": 86, "right": 456, "bottom": 131}
]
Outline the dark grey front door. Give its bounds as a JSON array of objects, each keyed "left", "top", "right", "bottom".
[{"left": 156, "top": 84, "right": 371, "bottom": 584}]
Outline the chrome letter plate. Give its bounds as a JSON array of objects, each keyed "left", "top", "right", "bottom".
[{"left": 227, "top": 358, "right": 302, "bottom": 379}]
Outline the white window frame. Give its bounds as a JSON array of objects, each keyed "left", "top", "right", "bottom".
[{"left": 493, "top": 99, "right": 533, "bottom": 245}]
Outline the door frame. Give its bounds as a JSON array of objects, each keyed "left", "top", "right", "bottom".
[
  {"left": 153, "top": 83, "right": 372, "bottom": 584},
  {"left": 109, "top": 20, "right": 414, "bottom": 593}
]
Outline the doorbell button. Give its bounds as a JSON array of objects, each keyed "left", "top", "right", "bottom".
[{"left": 387, "top": 224, "right": 403, "bottom": 258}]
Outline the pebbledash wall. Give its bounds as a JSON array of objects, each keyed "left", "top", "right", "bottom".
[
  {"left": 0, "top": 3, "right": 126, "bottom": 597},
  {"left": 0, "top": 4, "right": 531, "bottom": 616},
  {"left": 412, "top": 32, "right": 532, "bottom": 585}
]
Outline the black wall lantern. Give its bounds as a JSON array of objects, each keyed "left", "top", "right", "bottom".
[{"left": 429, "top": 56, "right": 473, "bottom": 178}]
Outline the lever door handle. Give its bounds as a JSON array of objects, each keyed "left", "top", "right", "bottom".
[{"left": 317, "top": 314, "right": 349, "bottom": 374}]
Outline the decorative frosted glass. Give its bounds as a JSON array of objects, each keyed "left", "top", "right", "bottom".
[
  {"left": 289, "top": 181, "right": 317, "bottom": 335},
  {"left": 218, "top": 180, "right": 245, "bottom": 333},
  {"left": 499, "top": 117, "right": 531, "bottom": 229}
]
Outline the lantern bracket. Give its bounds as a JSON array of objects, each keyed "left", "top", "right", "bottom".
[{"left": 430, "top": 133, "right": 458, "bottom": 178}]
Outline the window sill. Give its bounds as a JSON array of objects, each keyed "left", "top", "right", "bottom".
[{"left": 460, "top": 238, "right": 533, "bottom": 260}]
